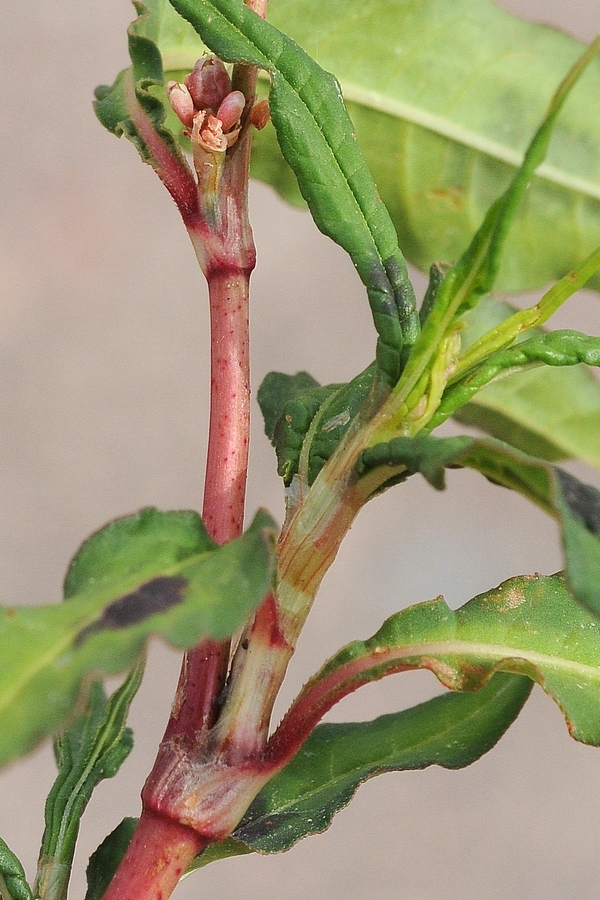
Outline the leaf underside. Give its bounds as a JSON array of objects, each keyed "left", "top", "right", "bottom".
[
  {"left": 253, "top": 0, "right": 600, "bottom": 294},
  {"left": 235, "top": 673, "right": 531, "bottom": 854}
]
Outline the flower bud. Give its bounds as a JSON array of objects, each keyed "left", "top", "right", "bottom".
[
  {"left": 185, "top": 56, "right": 232, "bottom": 110},
  {"left": 216, "top": 90, "right": 246, "bottom": 132},
  {"left": 249, "top": 98, "right": 270, "bottom": 130},
  {"left": 166, "top": 81, "right": 195, "bottom": 128}
]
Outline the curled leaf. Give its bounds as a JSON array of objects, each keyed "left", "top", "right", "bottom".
[
  {"left": 36, "top": 667, "right": 144, "bottom": 900},
  {"left": 433, "top": 330, "right": 600, "bottom": 429},
  {"left": 274, "top": 573, "right": 600, "bottom": 751},
  {"left": 94, "top": 1, "right": 198, "bottom": 219},
  {"left": 0, "top": 838, "right": 33, "bottom": 900}
]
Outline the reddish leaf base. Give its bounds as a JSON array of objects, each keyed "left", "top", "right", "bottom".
[{"left": 101, "top": 810, "right": 206, "bottom": 900}]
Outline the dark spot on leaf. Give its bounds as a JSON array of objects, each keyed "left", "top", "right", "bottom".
[
  {"left": 76, "top": 576, "right": 187, "bottom": 645},
  {"left": 234, "top": 795, "right": 298, "bottom": 845},
  {"left": 556, "top": 469, "right": 600, "bottom": 534},
  {"left": 367, "top": 259, "right": 392, "bottom": 298}
]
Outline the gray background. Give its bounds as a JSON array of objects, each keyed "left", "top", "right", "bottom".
[{"left": 1, "top": 1, "right": 599, "bottom": 897}]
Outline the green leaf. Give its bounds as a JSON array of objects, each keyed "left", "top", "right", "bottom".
[
  {"left": 233, "top": 674, "right": 531, "bottom": 853},
  {"left": 300, "top": 364, "right": 381, "bottom": 487},
  {"left": 0, "top": 507, "right": 276, "bottom": 768},
  {"left": 90, "top": 675, "right": 530, "bottom": 867},
  {"left": 433, "top": 329, "right": 600, "bottom": 435},
  {"left": 285, "top": 572, "right": 600, "bottom": 747},
  {"left": 257, "top": 371, "right": 320, "bottom": 442},
  {"left": 163, "top": 0, "right": 419, "bottom": 383},
  {"left": 250, "top": 0, "right": 600, "bottom": 295},
  {"left": 0, "top": 837, "right": 33, "bottom": 900},
  {"left": 35, "top": 666, "right": 143, "bottom": 900},
  {"left": 387, "top": 33, "right": 600, "bottom": 426},
  {"left": 263, "top": 378, "right": 341, "bottom": 485},
  {"left": 84, "top": 818, "right": 138, "bottom": 900},
  {"left": 555, "top": 469, "right": 600, "bottom": 617},
  {"left": 261, "top": 364, "right": 381, "bottom": 486},
  {"left": 94, "top": 1, "right": 198, "bottom": 218},
  {"left": 183, "top": 837, "right": 252, "bottom": 876},
  {"left": 451, "top": 296, "right": 600, "bottom": 467},
  {"left": 63, "top": 507, "right": 213, "bottom": 599},
  {"left": 358, "top": 434, "right": 600, "bottom": 614}
]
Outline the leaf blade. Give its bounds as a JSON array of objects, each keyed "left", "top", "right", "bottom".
[
  {"left": 234, "top": 674, "right": 531, "bottom": 853},
  {"left": 432, "top": 329, "right": 600, "bottom": 440},
  {"left": 0, "top": 837, "right": 33, "bottom": 900},
  {"left": 0, "top": 508, "right": 276, "bottom": 768},
  {"left": 254, "top": 0, "right": 600, "bottom": 294},
  {"left": 83, "top": 676, "right": 531, "bottom": 869},
  {"left": 280, "top": 573, "right": 600, "bottom": 752},
  {"left": 165, "top": 0, "right": 419, "bottom": 382},
  {"left": 94, "top": 1, "right": 198, "bottom": 218},
  {"left": 35, "top": 666, "right": 144, "bottom": 900},
  {"left": 84, "top": 819, "right": 138, "bottom": 900},
  {"left": 450, "top": 295, "right": 600, "bottom": 467}
]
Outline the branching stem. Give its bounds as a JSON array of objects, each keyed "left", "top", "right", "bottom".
[{"left": 102, "top": 12, "right": 263, "bottom": 894}]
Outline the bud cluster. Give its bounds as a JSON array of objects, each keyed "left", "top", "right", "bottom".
[{"left": 167, "top": 56, "right": 246, "bottom": 153}]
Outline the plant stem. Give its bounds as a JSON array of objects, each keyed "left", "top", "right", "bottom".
[
  {"left": 100, "top": 811, "right": 206, "bottom": 900},
  {"left": 202, "top": 270, "right": 251, "bottom": 543},
  {"left": 162, "top": 265, "right": 252, "bottom": 742},
  {"left": 103, "top": 72, "right": 258, "bottom": 900},
  {"left": 102, "top": 7, "right": 287, "bottom": 897}
]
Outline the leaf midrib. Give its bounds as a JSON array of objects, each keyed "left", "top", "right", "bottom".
[
  {"left": 355, "top": 637, "right": 600, "bottom": 684},
  {"left": 341, "top": 81, "right": 600, "bottom": 202}
]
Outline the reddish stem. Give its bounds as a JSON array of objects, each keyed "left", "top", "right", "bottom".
[
  {"left": 201, "top": 269, "right": 251, "bottom": 542},
  {"left": 102, "top": 5, "right": 284, "bottom": 897},
  {"left": 162, "top": 266, "right": 252, "bottom": 741},
  {"left": 266, "top": 649, "right": 416, "bottom": 771},
  {"left": 123, "top": 70, "right": 200, "bottom": 224},
  {"left": 101, "top": 811, "right": 206, "bottom": 900}
]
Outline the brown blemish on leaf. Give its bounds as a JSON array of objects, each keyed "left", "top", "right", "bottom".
[
  {"left": 76, "top": 575, "right": 188, "bottom": 645},
  {"left": 495, "top": 585, "right": 527, "bottom": 613},
  {"left": 425, "top": 185, "right": 465, "bottom": 210}
]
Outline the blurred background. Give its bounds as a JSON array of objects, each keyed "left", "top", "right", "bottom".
[{"left": 0, "top": 0, "right": 599, "bottom": 897}]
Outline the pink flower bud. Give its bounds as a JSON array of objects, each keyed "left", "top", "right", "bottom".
[
  {"left": 249, "top": 98, "right": 270, "bottom": 130},
  {"left": 166, "top": 81, "right": 195, "bottom": 128},
  {"left": 216, "top": 91, "right": 246, "bottom": 132},
  {"left": 185, "top": 56, "right": 232, "bottom": 111}
]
